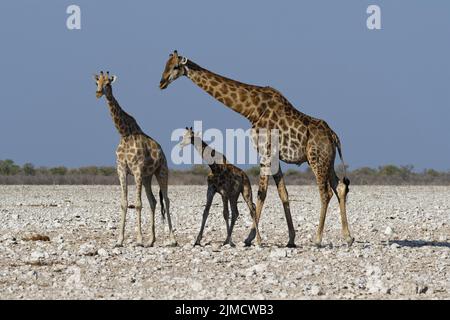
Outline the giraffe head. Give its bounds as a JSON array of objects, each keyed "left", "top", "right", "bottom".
[
  {"left": 159, "top": 50, "right": 188, "bottom": 90},
  {"left": 179, "top": 127, "right": 199, "bottom": 148},
  {"left": 93, "top": 71, "right": 117, "bottom": 98}
]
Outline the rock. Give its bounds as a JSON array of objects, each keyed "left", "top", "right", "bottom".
[
  {"left": 310, "top": 285, "right": 324, "bottom": 296},
  {"left": 390, "top": 243, "right": 400, "bottom": 249},
  {"left": 190, "top": 281, "right": 203, "bottom": 292},
  {"left": 97, "top": 248, "right": 109, "bottom": 257},
  {"left": 30, "top": 250, "right": 48, "bottom": 262},
  {"left": 245, "top": 263, "right": 267, "bottom": 276},
  {"left": 78, "top": 243, "right": 96, "bottom": 256},
  {"left": 384, "top": 226, "right": 394, "bottom": 236},
  {"left": 269, "top": 249, "right": 287, "bottom": 259},
  {"left": 416, "top": 284, "right": 428, "bottom": 294},
  {"left": 397, "top": 282, "right": 417, "bottom": 295},
  {"left": 55, "top": 235, "right": 65, "bottom": 244}
]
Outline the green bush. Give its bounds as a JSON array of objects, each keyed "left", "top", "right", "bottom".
[
  {"left": 49, "top": 166, "right": 68, "bottom": 176},
  {"left": 22, "top": 163, "right": 36, "bottom": 176},
  {"left": 190, "top": 165, "right": 209, "bottom": 176},
  {"left": 0, "top": 159, "right": 20, "bottom": 175}
]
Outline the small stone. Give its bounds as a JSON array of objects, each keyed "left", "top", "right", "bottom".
[
  {"left": 30, "top": 250, "right": 47, "bottom": 262},
  {"left": 384, "top": 226, "right": 394, "bottom": 236},
  {"left": 269, "top": 249, "right": 287, "bottom": 259},
  {"left": 245, "top": 263, "right": 267, "bottom": 276},
  {"left": 78, "top": 243, "right": 96, "bottom": 256},
  {"left": 97, "top": 248, "right": 109, "bottom": 257},
  {"left": 191, "top": 281, "right": 203, "bottom": 292},
  {"left": 310, "top": 285, "right": 324, "bottom": 296},
  {"left": 390, "top": 243, "right": 400, "bottom": 249},
  {"left": 416, "top": 284, "right": 428, "bottom": 294},
  {"left": 55, "top": 235, "right": 65, "bottom": 244}
]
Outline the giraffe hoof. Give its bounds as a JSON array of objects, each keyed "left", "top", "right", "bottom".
[
  {"left": 346, "top": 237, "right": 355, "bottom": 247},
  {"left": 114, "top": 243, "right": 123, "bottom": 248},
  {"left": 146, "top": 241, "right": 155, "bottom": 248},
  {"left": 223, "top": 241, "right": 235, "bottom": 247},
  {"left": 135, "top": 243, "right": 144, "bottom": 248},
  {"left": 244, "top": 240, "right": 252, "bottom": 247},
  {"left": 286, "top": 242, "right": 297, "bottom": 248},
  {"left": 168, "top": 241, "right": 178, "bottom": 247},
  {"left": 313, "top": 240, "right": 324, "bottom": 248}
]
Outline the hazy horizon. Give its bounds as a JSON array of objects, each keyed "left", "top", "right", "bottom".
[{"left": 0, "top": 1, "right": 449, "bottom": 171}]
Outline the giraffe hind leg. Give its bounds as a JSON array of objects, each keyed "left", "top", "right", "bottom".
[
  {"left": 143, "top": 177, "right": 157, "bottom": 247},
  {"left": 156, "top": 165, "right": 177, "bottom": 247},
  {"left": 329, "top": 169, "right": 354, "bottom": 246}
]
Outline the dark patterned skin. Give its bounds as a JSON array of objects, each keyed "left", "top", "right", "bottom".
[
  {"left": 160, "top": 51, "right": 353, "bottom": 247},
  {"left": 95, "top": 71, "right": 177, "bottom": 248},
  {"left": 179, "top": 128, "right": 260, "bottom": 246}
]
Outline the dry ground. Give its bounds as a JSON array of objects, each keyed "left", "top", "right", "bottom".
[{"left": 0, "top": 185, "right": 449, "bottom": 299}]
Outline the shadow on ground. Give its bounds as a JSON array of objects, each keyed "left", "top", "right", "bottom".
[{"left": 390, "top": 240, "right": 450, "bottom": 248}]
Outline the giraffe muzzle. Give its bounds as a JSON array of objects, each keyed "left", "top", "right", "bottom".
[{"left": 159, "top": 80, "right": 169, "bottom": 90}]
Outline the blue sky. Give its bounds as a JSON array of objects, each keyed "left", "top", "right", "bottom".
[{"left": 0, "top": 1, "right": 449, "bottom": 171}]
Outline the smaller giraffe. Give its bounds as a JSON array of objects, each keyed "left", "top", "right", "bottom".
[
  {"left": 179, "top": 127, "right": 261, "bottom": 247},
  {"left": 94, "top": 71, "right": 177, "bottom": 247}
]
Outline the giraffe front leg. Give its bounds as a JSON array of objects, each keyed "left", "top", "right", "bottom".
[
  {"left": 221, "top": 195, "right": 231, "bottom": 246},
  {"left": 245, "top": 172, "right": 269, "bottom": 246},
  {"left": 115, "top": 167, "right": 128, "bottom": 248},
  {"left": 195, "top": 185, "right": 215, "bottom": 246},
  {"left": 134, "top": 174, "right": 144, "bottom": 247},
  {"left": 273, "top": 166, "right": 296, "bottom": 248},
  {"left": 226, "top": 198, "right": 240, "bottom": 247}
]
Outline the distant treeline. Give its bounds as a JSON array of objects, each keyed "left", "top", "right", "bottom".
[{"left": 0, "top": 159, "right": 449, "bottom": 185}]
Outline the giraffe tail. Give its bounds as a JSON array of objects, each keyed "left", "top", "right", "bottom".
[
  {"left": 331, "top": 131, "right": 350, "bottom": 190},
  {"left": 159, "top": 189, "right": 166, "bottom": 221}
]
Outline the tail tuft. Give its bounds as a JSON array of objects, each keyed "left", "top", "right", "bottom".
[
  {"left": 159, "top": 190, "right": 166, "bottom": 220},
  {"left": 343, "top": 177, "right": 350, "bottom": 193}
]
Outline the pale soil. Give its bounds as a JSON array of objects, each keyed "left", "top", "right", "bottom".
[{"left": 0, "top": 185, "right": 449, "bottom": 299}]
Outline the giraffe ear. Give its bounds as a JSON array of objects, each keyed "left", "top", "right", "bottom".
[
  {"left": 93, "top": 74, "right": 99, "bottom": 81},
  {"left": 180, "top": 57, "right": 188, "bottom": 65},
  {"left": 110, "top": 75, "right": 117, "bottom": 83}
]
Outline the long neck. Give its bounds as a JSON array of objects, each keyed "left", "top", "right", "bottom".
[
  {"left": 184, "top": 60, "right": 271, "bottom": 123},
  {"left": 192, "top": 136, "right": 226, "bottom": 169},
  {"left": 104, "top": 86, "right": 143, "bottom": 137}
]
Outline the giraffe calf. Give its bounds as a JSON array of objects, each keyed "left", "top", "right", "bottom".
[{"left": 179, "top": 127, "right": 261, "bottom": 247}]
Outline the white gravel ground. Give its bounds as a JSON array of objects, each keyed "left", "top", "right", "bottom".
[{"left": 0, "top": 185, "right": 449, "bottom": 299}]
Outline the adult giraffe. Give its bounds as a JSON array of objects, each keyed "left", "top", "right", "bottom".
[
  {"left": 95, "top": 71, "right": 177, "bottom": 247},
  {"left": 159, "top": 51, "right": 353, "bottom": 247}
]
